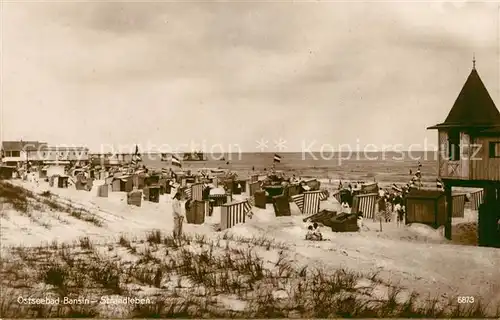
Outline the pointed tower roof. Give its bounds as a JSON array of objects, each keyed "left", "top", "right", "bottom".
[{"left": 428, "top": 64, "right": 500, "bottom": 129}]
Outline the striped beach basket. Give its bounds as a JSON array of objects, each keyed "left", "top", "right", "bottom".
[
  {"left": 273, "top": 195, "right": 291, "bottom": 217},
  {"left": 145, "top": 186, "right": 160, "bottom": 203},
  {"left": 250, "top": 174, "right": 259, "bottom": 183},
  {"left": 304, "top": 179, "right": 321, "bottom": 191},
  {"left": 332, "top": 190, "right": 342, "bottom": 203},
  {"left": 97, "top": 184, "right": 109, "bottom": 197},
  {"left": 286, "top": 184, "right": 301, "bottom": 201},
  {"left": 469, "top": 189, "right": 484, "bottom": 211},
  {"left": 351, "top": 193, "right": 377, "bottom": 219},
  {"left": 249, "top": 181, "right": 261, "bottom": 197},
  {"left": 220, "top": 200, "right": 252, "bottom": 230},
  {"left": 254, "top": 190, "right": 267, "bottom": 209},
  {"left": 451, "top": 193, "right": 467, "bottom": 218},
  {"left": 209, "top": 194, "right": 227, "bottom": 207},
  {"left": 127, "top": 190, "right": 142, "bottom": 207},
  {"left": 186, "top": 183, "right": 204, "bottom": 201},
  {"left": 291, "top": 190, "right": 327, "bottom": 215},
  {"left": 186, "top": 200, "right": 205, "bottom": 224}
]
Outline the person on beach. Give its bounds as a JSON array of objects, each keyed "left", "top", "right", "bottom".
[
  {"left": 378, "top": 196, "right": 388, "bottom": 222},
  {"left": 172, "top": 192, "right": 184, "bottom": 239},
  {"left": 312, "top": 222, "right": 323, "bottom": 240},
  {"left": 378, "top": 188, "right": 385, "bottom": 198},
  {"left": 356, "top": 211, "right": 370, "bottom": 232},
  {"left": 305, "top": 225, "right": 315, "bottom": 241}
]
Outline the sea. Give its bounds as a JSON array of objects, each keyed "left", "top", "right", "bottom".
[{"left": 140, "top": 151, "right": 440, "bottom": 186}]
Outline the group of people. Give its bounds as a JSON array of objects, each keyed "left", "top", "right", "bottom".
[
  {"left": 305, "top": 222, "right": 323, "bottom": 241},
  {"left": 339, "top": 182, "right": 409, "bottom": 226},
  {"left": 377, "top": 187, "right": 407, "bottom": 226}
]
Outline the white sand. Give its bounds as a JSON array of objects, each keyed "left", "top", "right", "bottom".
[{"left": 1, "top": 179, "right": 499, "bottom": 310}]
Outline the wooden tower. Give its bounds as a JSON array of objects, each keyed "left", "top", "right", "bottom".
[{"left": 427, "top": 58, "right": 500, "bottom": 247}]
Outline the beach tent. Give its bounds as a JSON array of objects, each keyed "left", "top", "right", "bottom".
[
  {"left": 405, "top": 189, "right": 446, "bottom": 228},
  {"left": 39, "top": 166, "right": 48, "bottom": 179},
  {"left": 46, "top": 165, "right": 65, "bottom": 177},
  {"left": 186, "top": 200, "right": 205, "bottom": 224},
  {"left": 57, "top": 175, "right": 69, "bottom": 188},
  {"left": 97, "top": 184, "right": 109, "bottom": 197},
  {"left": 0, "top": 166, "right": 16, "bottom": 179},
  {"left": 112, "top": 175, "right": 134, "bottom": 192},
  {"left": 361, "top": 182, "right": 378, "bottom": 194},
  {"left": 127, "top": 190, "right": 142, "bottom": 207},
  {"left": 253, "top": 190, "right": 267, "bottom": 209},
  {"left": 264, "top": 186, "right": 284, "bottom": 203},
  {"left": 304, "top": 179, "right": 321, "bottom": 191},
  {"left": 351, "top": 193, "right": 378, "bottom": 219},
  {"left": 143, "top": 186, "right": 160, "bottom": 203},
  {"left": 273, "top": 195, "right": 291, "bottom": 216},
  {"left": 469, "top": 189, "right": 484, "bottom": 210},
  {"left": 209, "top": 187, "right": 227, "bottom": 207},
  {"left": 249, "top": 181, "right": 261, "bottom": 197},
  {"left": 450, "top": 193, "right": 467, "bottom": 218},
  {"left": 291, "top": 190, "right": 328, "bottom": 215},
  {"left": 284, "top": 184, "right": 301, "bottom": 201},
  {"left": 220, "top": 200, "right": 252, "bottom": 230}
]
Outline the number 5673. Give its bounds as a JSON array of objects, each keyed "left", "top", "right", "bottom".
[{"left": 457, "top": 296, "right": 474, "bottom": 304}]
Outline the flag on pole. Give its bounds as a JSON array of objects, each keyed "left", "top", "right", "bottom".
[
  {"left": 131, "top": 145, "right": 142, "bottom": 165},
  {"left": 172, "top": 155, "right": 182, "bottom": 167},
  {"left": 273, "top": 154, "right": 282, "bottom": 163},
  {"left": 392, "top": 184, "right": 402, "bottom": 192}
]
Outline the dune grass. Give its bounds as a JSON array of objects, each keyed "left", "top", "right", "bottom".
[
  {"left": 1, "top": 231, "right": 498, "bottom": 318},
  {"left": 0, "top": 180, "right": 103, "bottom": 227}
]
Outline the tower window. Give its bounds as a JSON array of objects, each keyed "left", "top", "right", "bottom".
[
  {"left": 448, "top": 131, "right": 460, "bottom": 161},
  {"left": 489, "top": 142, "right": 500, "bottom": 158}
]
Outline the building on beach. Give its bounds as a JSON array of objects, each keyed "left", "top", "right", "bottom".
[
  {"left": 1, "top": 141, "right": 48, "bottom": 166},
  {"left": 427, "top": 58, "right": 500, "bottom": 247},
  {"left": 1, "top": 141, "right": 90, "bottom": 166},
  {"left": 39, "top": 146, "right": 90, "bottom": 163}
]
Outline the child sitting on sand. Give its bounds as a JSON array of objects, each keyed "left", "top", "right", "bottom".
[
  {"left": 305, "top": 223, "right": 323, "bottom": 241},
  {"left": 312, "top": 222, "right": 323, "bottom": 241},
  {"left": 305, "top": 225, "right": 315, "bottom": 240}
]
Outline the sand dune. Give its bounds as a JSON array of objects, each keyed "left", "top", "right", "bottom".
[{"left": 1, "top": 179, "right": 499, "bottom": 317}]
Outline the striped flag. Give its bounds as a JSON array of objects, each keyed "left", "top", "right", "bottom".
[
  {"left": 392, "top": 184, "right": 402, "bottom": 192},
  {"left": 171, "top": 155, "right": 182, "bottom": 167},
  {"left": 273, "top": 154, "right": 282, "bottom": 163},
  {"left": 131, "top": 145, "right": 142, "bottom": 166}
]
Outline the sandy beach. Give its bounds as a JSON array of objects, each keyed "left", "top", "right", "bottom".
[{"left": 1, "top": 176, "right": 498, "bottom": 317}]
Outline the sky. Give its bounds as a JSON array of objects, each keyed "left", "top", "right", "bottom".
[{"left": 1, "top": 0, "right": 499, "bottom": 153}]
